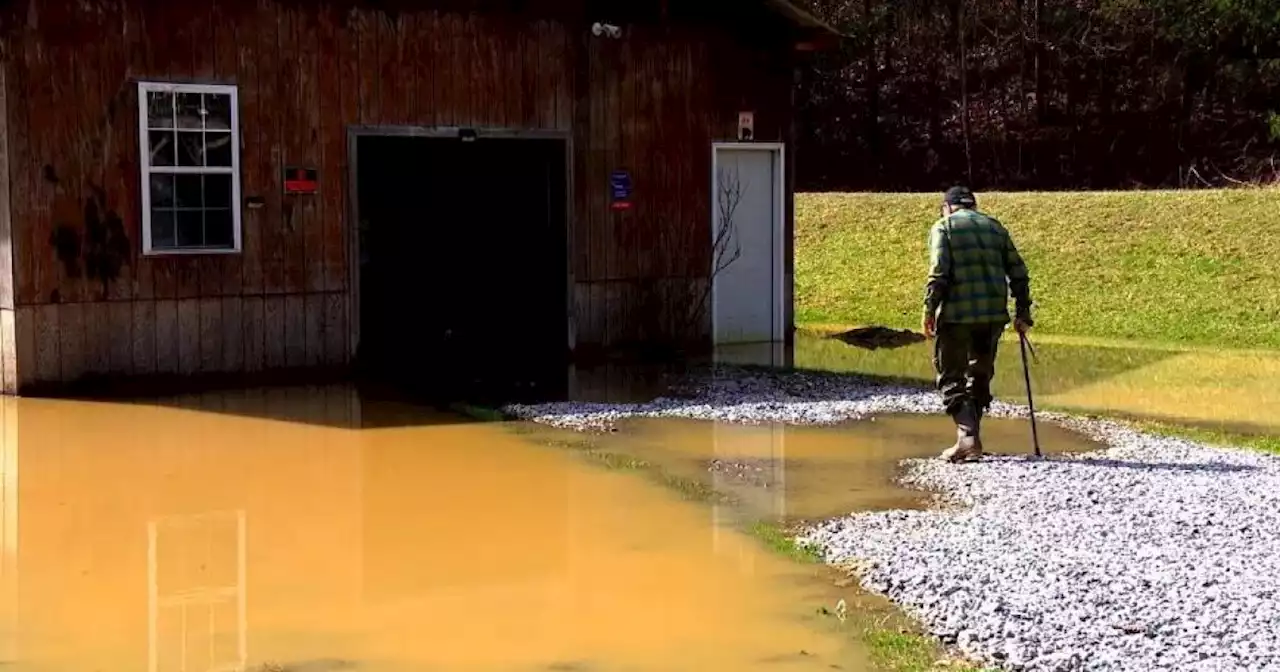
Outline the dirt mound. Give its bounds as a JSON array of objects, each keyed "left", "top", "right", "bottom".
[{"left": 829, "top": 326, "right": 926, "bottom": 351}]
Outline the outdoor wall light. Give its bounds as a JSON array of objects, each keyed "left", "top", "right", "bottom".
[
  {"left": 458, "top": 128, "right": 478, "bottom": 142},
  {"left": 591, "top": 22, "right": 622, "bottom": 38}
]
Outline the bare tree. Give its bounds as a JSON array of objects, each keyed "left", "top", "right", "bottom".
[
  {"left": 713, "top": 166, "right": 745, "bottom": 274},
  {"left": 637, "top": 165, "right": 745, "bottom": 350},
  {"left": 956, "top": 0, "right": 973, "bottom": 183},
  {"left": 684, "top": 165, "right": 745, "bottom": 337}
]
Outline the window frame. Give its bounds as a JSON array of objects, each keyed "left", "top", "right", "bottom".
[{"left": 137, "top": 81, "right": 243, "bottom": 256}]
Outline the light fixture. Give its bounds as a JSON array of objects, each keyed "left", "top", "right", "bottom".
[
  {"left": 591, "top": 22, "right": 622, "bottom": 39},
  {"left": 458, "top": 128, "right": 478, "bottom": 143}
]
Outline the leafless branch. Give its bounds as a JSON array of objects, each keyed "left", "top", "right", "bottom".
[
  {"left": 1186, "top": 164, "right": 1213, "bottom": 187},
  {"left": 681, "top": 166, "right": 746, "bottom": 344},
  {"left": 150, "top": 134, "right": 171, "bottom": 165},
  {"left": 1210, "top": 161, "right": 1250, "bottom": 187},
  {"left": 712, "top": 167, "right": 745, "bottom": 277},
  {"left": 633, "top": 161, "right": 750, "bottom": 350}
]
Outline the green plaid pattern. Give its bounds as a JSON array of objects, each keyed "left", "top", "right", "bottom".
[{"left": 924, "top": 210, "right": 1032, "bottom": 324}]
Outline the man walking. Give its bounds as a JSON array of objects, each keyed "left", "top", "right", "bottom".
[{"left": 922, "top": 186, "right": 1034, "bottom": 463}]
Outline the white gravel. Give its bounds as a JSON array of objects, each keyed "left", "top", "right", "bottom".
[
  {"left": 504, "top": 367, "right": 1280, "bottom": 672},
  {"left": 505, "top": 366, "right": 1024, "bottom": 430}
]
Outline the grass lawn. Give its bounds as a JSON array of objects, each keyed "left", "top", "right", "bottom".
[
  {"left": 1133, "top": 421, "right": 1280, "bottom": 455},
  {"left": 795, "top": 190, "right": 1280, "bottom": 349}
]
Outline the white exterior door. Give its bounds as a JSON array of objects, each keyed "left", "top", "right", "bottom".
[{"left": 711, "top": 144, "right": 784, "bottom": 345}]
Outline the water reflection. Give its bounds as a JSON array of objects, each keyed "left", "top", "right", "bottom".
[
  {"left": 109, "top": 343, "right": 797, "bottom": 431},
  {"left": 148, "top": 511, "right": 246, "bottom": 672},
  {"left": 712, "top": 342, "right": 794, "bottom": 369},
  {"left": 0, "top": 401, "right": 14, "bottom": 666},
  {"left": 710, "top": 422, "right": 787, "bottom": 569},
  {"left": 0, "top": 391, "right": 876, "bottom": 672}
]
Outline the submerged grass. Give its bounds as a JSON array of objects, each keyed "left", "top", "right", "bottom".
[
  {"left": 796, "top": 190, "right": 1280, "bottom": 349},
  {"left": 796, "top": 328, "right": 1280, "bottom": 450},
  {"left": 748, "top": 520, "right": 824, "bottom": 564},
  {"left": 795, "top": 326, "right": 1175, "bottom": 399},
  {"left": 863, "top": 631, "right": 953, "bottom": 672},
  {"left": 544, "top": 433, "right": 729, "bottom": 503},
  {"left": 446, "top": 402, "right": 509, "bottom": 423}
]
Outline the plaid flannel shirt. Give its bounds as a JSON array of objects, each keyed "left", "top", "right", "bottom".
[{"left": 924, "top": 209, "right": 1033, "bottom": 325}]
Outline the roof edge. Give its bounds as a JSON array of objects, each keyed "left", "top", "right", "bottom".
[{"left": 764, "top": 0, "right": 845, "bottom": 38}]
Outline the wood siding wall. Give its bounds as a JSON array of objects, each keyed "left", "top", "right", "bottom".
[
  {"left": 0, "top": 57, "right": 16, "bottom": 393},
  {"left": 0, "top": 0, "right": 795, "bottom": 392}
]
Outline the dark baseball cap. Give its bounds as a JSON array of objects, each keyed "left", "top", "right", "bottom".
[{"left": 944, "top": 186, "right": 977, "bottom": 208}]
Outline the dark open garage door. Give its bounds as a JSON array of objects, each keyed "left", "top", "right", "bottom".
[{"left": 353, "top": 132, "right": 569, "bottom": 403}]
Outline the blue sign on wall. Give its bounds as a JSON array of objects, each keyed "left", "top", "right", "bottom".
[{"left": 610, "top": 170, "right": 633, "bottom": 210}]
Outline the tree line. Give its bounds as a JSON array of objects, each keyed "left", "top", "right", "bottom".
[{"left": 795, "top": 0, "right": 1280, "bottom": 191}]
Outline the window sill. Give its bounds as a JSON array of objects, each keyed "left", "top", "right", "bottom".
[{"left": 142, "top": 247, "right": 242, "bottom": 257}]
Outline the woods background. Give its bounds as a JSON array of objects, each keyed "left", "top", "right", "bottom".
[{"left": 795, "top": 0, "right": 1280, "bottom": 191}]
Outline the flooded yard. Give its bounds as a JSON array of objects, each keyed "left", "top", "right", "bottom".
[
  {"left": 0, "top": 387, "right": 939, "bottom": 672},
  {"left": 501, "top": 337, "right": 1280, "bottom": 671},
  {"left": 1, "top": 327, "right": 1272, "bottom": 672},
  {"left": 795, "top": 331, "right": 1280, "bottom": 437}
]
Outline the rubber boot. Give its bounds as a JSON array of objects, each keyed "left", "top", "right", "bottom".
[
  {"left": 962, "top": 402, "right": 985, "bottom": 461},
  {"left": 940, "top": 401, "right": 983, "bottom": 463}
]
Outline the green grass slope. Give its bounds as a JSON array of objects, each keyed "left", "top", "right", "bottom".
[{"left": 795, "top": 190, "right": 1280, "bottom": 349}]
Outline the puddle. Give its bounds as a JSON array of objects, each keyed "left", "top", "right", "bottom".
[
  {"left": 796, "top": 331, "right": 1280, "bottom": 435},
  {"left": 0, "top": 390, "right": 891, "bottom": 672},
  {"left": 553, "top": 415, "right": 1098, "bottom": 524}
]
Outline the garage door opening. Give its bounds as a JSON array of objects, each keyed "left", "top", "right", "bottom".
[{"left": 353, "top": 132, "right": 570, "bottom": 404}]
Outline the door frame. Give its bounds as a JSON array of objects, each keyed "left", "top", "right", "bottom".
[
  {"left": 345, "top": 126, "right": 575, "bottom": 362},
  {"left": 709, "top": 142, "right": 786, "bottom": 345}
]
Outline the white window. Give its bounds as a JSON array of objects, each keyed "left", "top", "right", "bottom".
[{"left": 138, "top": 82, "right": 241, "bottom": 255}]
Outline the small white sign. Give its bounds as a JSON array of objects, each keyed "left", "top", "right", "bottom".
[{"left": 738, "top": 111, "right": 755, "bottom": 141}]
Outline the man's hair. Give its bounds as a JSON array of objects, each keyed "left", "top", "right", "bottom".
[{"left": 943, "top": 186, "right": 977, "bottom": 209}]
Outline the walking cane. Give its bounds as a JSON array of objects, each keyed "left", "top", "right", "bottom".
[{"left": 1018, "top": 330, "right": 1042, "bottom": 457}]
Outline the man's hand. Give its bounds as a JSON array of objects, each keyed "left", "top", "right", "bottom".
[
  {"left": 1014, "top": 318, "right": 1032, "bottom": 335},
  {"left": 922, "top": 314, "right": 937, "bottom": 340}
]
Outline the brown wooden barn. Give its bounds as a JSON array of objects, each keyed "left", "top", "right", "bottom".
[{"left": 0, "top": 0, "right": 836, "bottom": 397}]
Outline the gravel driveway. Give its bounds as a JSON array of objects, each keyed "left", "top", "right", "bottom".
[{"left": 505, "top": 367, "right": 1280, "bottom": 672}]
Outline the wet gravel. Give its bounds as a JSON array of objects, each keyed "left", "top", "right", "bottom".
[
  {"left": 706, "top": 457, "right": 780, "bottom": 488},
  {"left": 504, "top": 366, "right": 1006, "bottom": 431},
  {"left": 504, "top": 367, "right": 1280, "bottom": 672}
]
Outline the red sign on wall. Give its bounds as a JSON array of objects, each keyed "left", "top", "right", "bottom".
[{"left": 284, "top": 167, "right": 319, "bottom": 194}]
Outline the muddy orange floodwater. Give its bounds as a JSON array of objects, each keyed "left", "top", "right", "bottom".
[
  {"left": 587, "top": 415, "right": 1095, "bottom": 522},
  {"left": 0, "top": 386, "right": 1098, "bottom": 672},
  {"left": 0, "top": 388, "right": 859, "bottom": 672}
]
